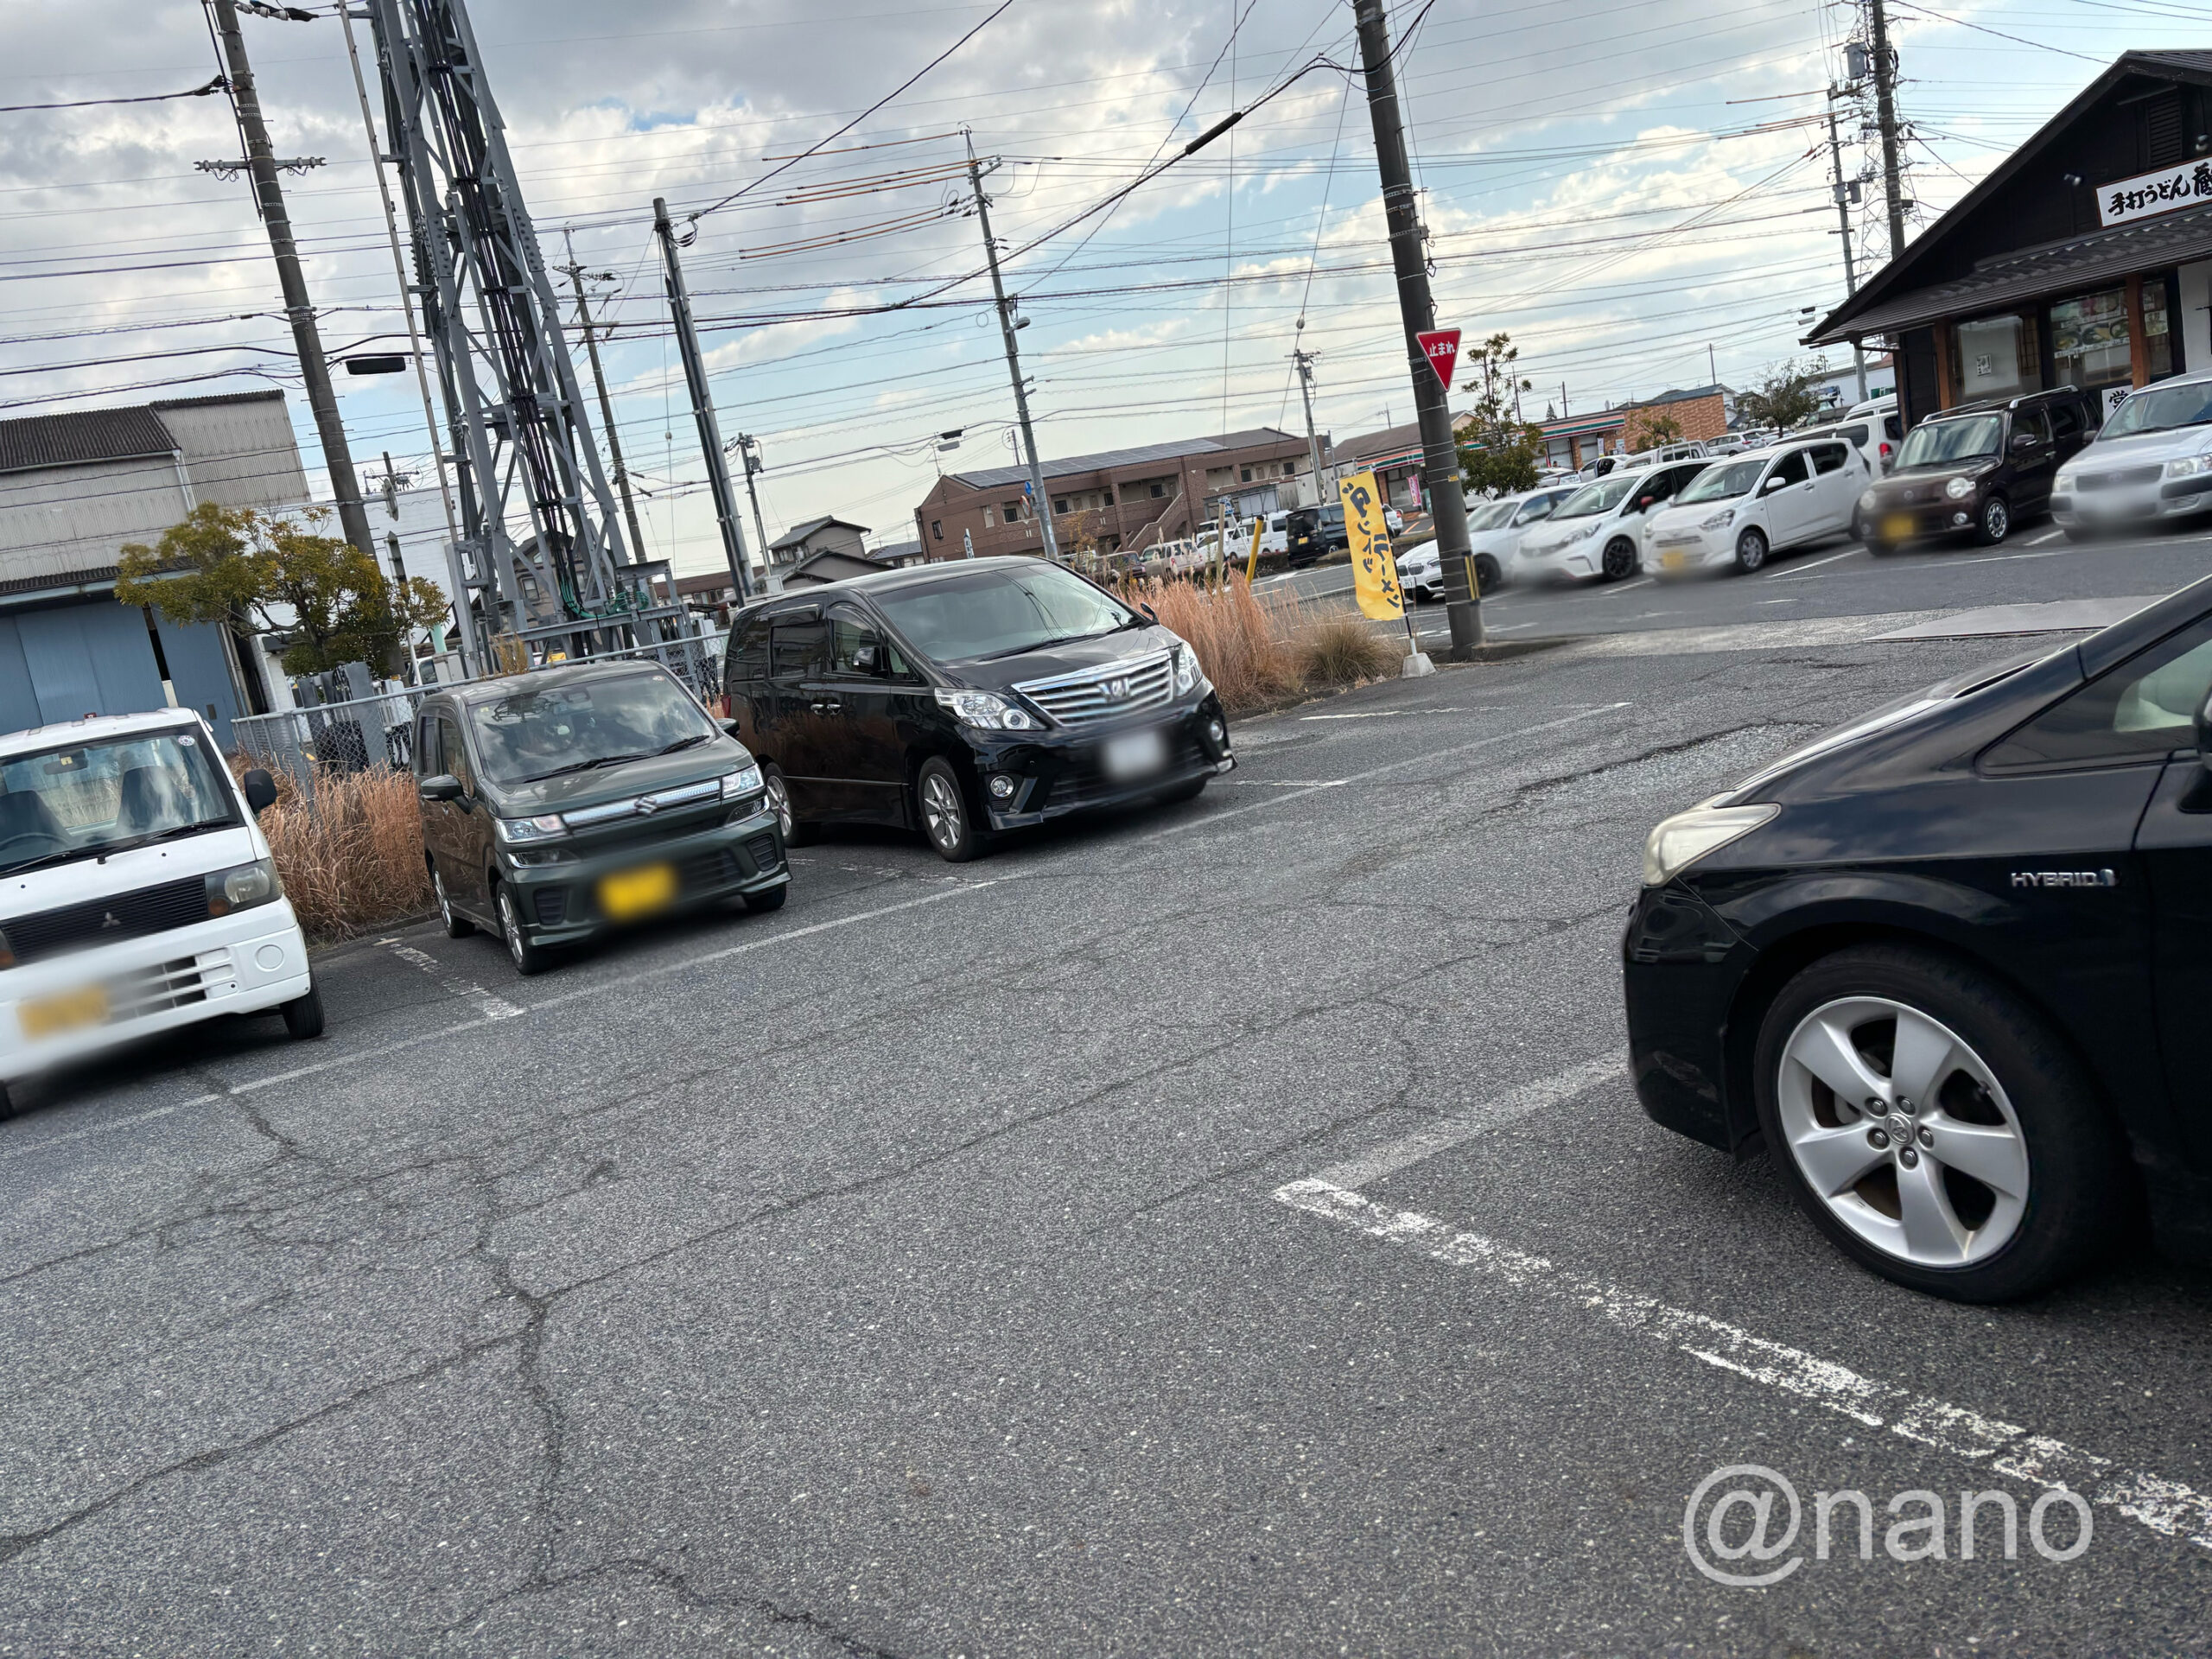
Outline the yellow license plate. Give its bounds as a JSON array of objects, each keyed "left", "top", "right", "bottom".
[
  {"left": 1880, "top": 514, "right": 1915, "bottom": 542},
  {"left": 1662, "top": 550, "right": 1688, "bottom": 570},
  {"left": 19, "top": 985, "right": 108, "bottom": 1039},
  {"left": 598, "top": 862, "right": 677, "bottom": 921}
]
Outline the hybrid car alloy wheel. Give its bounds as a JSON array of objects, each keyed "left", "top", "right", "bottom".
[
  {"left": 1733, "top": 526, "right": 1769, "bottom": 573},
  {"left": 1752, "top": 945, "right": 2124, "bottom": 1301},
  {"left": 1601, "top": 537, "right": 1639, "bottom": 582}
]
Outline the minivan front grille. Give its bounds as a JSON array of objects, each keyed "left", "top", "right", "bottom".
[
  {"left": 1015, "top": 652, "right": 1174, "bottom": 726},
  {"left": 2075, "top": 465, "right": 2162, "bottom": 490},
  {"left": 5, "top": 876, "right": 208, "bottom": 965}
]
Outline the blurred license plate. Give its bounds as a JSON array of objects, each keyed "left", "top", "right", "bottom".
[
  {"left": 19, "top": 985, "right": 107, "bottom": 1040},
  {"left": 1661, "top": 550, "right": 1688, "bottom": 569},
  {"left": 1101, "top": 727, "right": 1169, "bottom": 782},
  {"left": 1880, "top": 513, "right": 1915, "bottom": 541},
  {"left": 598, "top": 862, "right": 676, "bottom": 921}
]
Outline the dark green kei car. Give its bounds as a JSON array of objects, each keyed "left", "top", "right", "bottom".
[{"left": 411, "top": 661, "right": 788, "bottom": 974}]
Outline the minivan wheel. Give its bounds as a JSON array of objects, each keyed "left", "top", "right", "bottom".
[
  {"left": 1751, "top": 944, "right": 2125, "bottom": 1301},
  {"left": 761, "top": 764, "right": 817, "bottom": 848},
  {"left": 433, "top": 862, "right": 473, "bottom": 938},
  {"left": 917, "top": 757, "right": 985, "bottom": 862},
  {"left": 1600, "top": 537, "right": 1639, "bottom": 582},
  {"left": 496, "top": 882, "right": 551, "bottom": 977},
  {"left": 280, "top": 984, "right": 325, "bottom": 1040},
  {"left": 1732, "top": 526, "right": 1769, "bottom": 573},
  {"left": 1976, "top": 493, "right": 2010, "bottom": 546}
]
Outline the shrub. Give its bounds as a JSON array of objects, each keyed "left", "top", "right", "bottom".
[
  {"left": 1298, "top": 611, "right": 1397, "bottom": 685},
  {"left": 248, "top": 765, "right": 433, "bottom": 943},
  {"left": 1140, "top": 575, "right": 1302, "bottom": 712}
]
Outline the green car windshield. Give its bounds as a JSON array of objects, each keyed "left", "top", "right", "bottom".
[{"left": 470, "top": 671, "right": 717, "bottom": 785}]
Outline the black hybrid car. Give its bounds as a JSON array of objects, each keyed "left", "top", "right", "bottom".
[
  {"left": 414, "top": 662, "right": 788, "bottom": 975},
  {"left": 1624, "top": 573, "right": 2212, "bottom": 1300},
  {"left": 723, "top": 556, "right": 1235, "bottom": 861}
]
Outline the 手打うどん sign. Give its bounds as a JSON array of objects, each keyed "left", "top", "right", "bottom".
[{"left": 2095, "top": 159, "right": 2212, "bottom": 227}]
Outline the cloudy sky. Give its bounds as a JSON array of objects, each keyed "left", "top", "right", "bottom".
[{"left": 0, "top": 0, "right": 2192, "bottom": 579}]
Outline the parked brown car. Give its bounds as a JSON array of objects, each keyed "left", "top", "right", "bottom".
[{"left": 1856, "top": 386, "right": 2100, "bottom": 554}]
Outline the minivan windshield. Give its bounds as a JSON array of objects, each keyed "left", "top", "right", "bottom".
[
  {"left": 873, "top": 563, "right": 1137, "bottom": 663},
  {"left": 2098, "top": 379, "right": 2212, "bottom": 438},
  {"left": 1897, "top": 414, "right": 2004, "bottom": 467},
  {"left": 1676, "top": 458, "right": 1769, "bottom": 503},
  {"left": 469, "top": 670, "right": 717, "bottom": 785},
  {"left": 0, "top": 728, "right": 236, "bottom": 878},
  {"left": 1554, "top": 476, "right": 1639, "bottom": 519}
]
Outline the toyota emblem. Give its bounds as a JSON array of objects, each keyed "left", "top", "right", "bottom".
[{"left": 1105, "top": 677, "right": 1129, "bottom": 701}]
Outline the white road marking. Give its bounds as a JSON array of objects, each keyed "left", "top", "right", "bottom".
[
  {"left": 1944, "top": 548, "right": 2069, "bottom": 568},
  {"left": 1274, "top": 1178, "right": 2212, "bottom": 1554},
  {"left": 1223, "top": 779, "right": 1349, "bottom": 787},
  {"left": 1300, "top": 708, "right": 1477, "bottom": 721},
  {"left": 1763, "top": 549, "right": 1862, "bottom": 582},
  {"left": 379, "top": 938, "right": 524, "bottom": 1020},
  {"left": 1313, "top": 1055, "right": 1624, "bottom": 1188},
  {"left": 1593, "top": 577, "right": 1656, "bottom": 598},
  {"left": 2019, "top": 527, "right": 2064, "bottom": 546}
]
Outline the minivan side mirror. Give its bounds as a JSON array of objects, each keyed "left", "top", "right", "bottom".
[
  {"left": 242, "top": 767, "right": 277, "bottom": 816},
  {"left": 419, "top": 772, "right": 464, "bottom": 804},
  {"left": 1140, "top": 601, "right": 1159, "bottom": 623},
  {"left": 2012, "top": 431, "right": 2038, "bottom": 451},
  {"left": 851, "top": 642, "right": 882, "bottom": 676},
  {"left": 719, "top": 718, "right": 742, "bottom": 738}
]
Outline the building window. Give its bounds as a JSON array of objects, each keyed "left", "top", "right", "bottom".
[
  {"left": 1053, "top": 497, "right": 1070, "bottom": 514},
  {"left": 982, "top": 506, "right": 995, "bottom": 528},
  {"left": 1952, "top": 312, "right": 2039, "bottom": 400},
  {"left": 930, "top": 519, "right": 942, "bottom": 541},
  {"left": 1002, "top": 499, "right": 1024, "bottom": 522},
  {"left": 2049, "top": 288, "right": 2163, "bottom": 390},
  {"left": 1148, "top": 481, "right": 1166, "bottom": 499},
  {"left": 1281, "top": 461, "right": 1295, "bottom": 476},
  {"left": 1240, "top": 466, "right": 1253, "bottom": 482},
  {"left": 1101, "top": 487, "right": 1114, "bottom": 505}
]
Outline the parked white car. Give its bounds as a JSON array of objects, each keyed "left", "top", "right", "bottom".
[
  {"left": 1803, "top": 408, "right": 1904, "bottom": 478},
  {"left": 2052, "top": 369, "right": 2212, "bottom": 537},
  {"left": 1643, "top": 438, "right": 1869, "bottom": 575},
  {"left": 1512, "top": 458, "right": 1713, "bottom": 584},
  {"left": 0, "top": 709, "right": 320, "bottom": 1115}
]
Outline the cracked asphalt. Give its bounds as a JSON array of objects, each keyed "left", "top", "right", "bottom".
[{"left": 2, "top": 600, "right": 2209, "bottom": 1655}]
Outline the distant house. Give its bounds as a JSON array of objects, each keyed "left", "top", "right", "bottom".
[
  {"left": 0, "top": 390, "right": 312, "bottom": 745},
  {"left": 674, "top": 571, "right": 742, "bottom": 616},
  {"left": 766, "top": 516, "right": 869, "bottom": 587},
  {"left": 783, "top": 548, "right": 895, "bottom": 588},
  {"left": 869, "top": 537, "right": 927, "bottom": 569}
]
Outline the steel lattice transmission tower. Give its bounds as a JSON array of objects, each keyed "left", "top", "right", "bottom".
[{"left": 363, "top": 0, "right": 686, "bottom": 667}]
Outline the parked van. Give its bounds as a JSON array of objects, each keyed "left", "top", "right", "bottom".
[{"left": 0, "top": 709, "right": 318, "bottom": 1116}]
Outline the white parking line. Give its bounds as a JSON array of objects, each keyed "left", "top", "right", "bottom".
[
  {"left": 1763, "top": 549, "right": 1861, "bottom": 582},
  {"left": 1274, "top": 1178, "right": 2212, "bottom": 1554},
  {"left": 378, "top": 938, "right": 524, "bottom": 1020},
  {"left": 1223, "top": 779, "right": 1349, "bottom": 787},
  {"left": 1313, "top": 1055, "right": 1622, "bottom": 1187}
]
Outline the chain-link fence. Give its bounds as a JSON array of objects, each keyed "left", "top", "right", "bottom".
[{"left": 232, "top": 629, "right": 732, "bottom": 801}]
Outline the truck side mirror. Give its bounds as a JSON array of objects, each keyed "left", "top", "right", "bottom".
[
  {"left": 418, "top": 772, "right": 464, "bottom": 804},
  {"left": 242, "top": 767, "right": 277, "bottom": 816}
]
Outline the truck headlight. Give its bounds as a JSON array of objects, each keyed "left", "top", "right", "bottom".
[
  {"left": 206, "top": 857, "right": 283, "bottom": 917},
  {"left": 1944, "top": 474, "right": 1974, "bottom": 500},
  {"left": 1641, "top": 800, "right": 1780, "bottom": 887},
  {"left": 493, "top": 814, "right": 568, "bottom": 844},
  {"left": 933, "top": 688, "right": 1040, "bottom": 730}
]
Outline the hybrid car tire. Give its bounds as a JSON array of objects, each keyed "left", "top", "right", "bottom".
[
  {"left": 1733, "top": 527, "right": 1769, "bottom": 573},
  {"left": 1751, "top": 944, "right": 2126, "bottom": 1302},
  {"left": 1600, "top": 537, "right": 1639, "bottom": 582}
]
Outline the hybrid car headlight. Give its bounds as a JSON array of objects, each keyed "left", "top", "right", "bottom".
[
  {"left": 1172, "top": 640, "right": 1204, "bottom": 696},
  {"left": 1698, "top": 509, "right": 1734, "bottom": 531},
  {"left": 1858, "top": 488, "right": 1879, "bottom": 512},
  {"left": 721, "top": 763, "right": 764, "bottom": 801},
  {"left": 2166, "top": 454, "right": 2212, "bottom": 478},
  {"left": 1640, "top": 800, "right": 1781, "bottom": 887},
  {"left": 933, "top": 688, "right": 1040, "bottom": 730},
  {"left": 206, "top": 857, "right": 283, "bottom": 917},
  {"left": 493, "top": 813, "right": 568, "bottom": 844},
  {"left": 1944, "top": 474, "right": 1975, "bottom": 500}
]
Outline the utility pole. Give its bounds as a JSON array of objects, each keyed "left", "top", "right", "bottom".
[
  {"left": 207, "top": 0, "right": 373, "bottom": 557},
  {"left": 964, "top": 131, "right": 1058, "bottom": 560},
  {"left": 1351, "top": 0, "right": 1479, "bottom": 655},
  {"left": 561, "top": 228, "right": 651, "bottom": 571},
  {"left": 733, "top": 435, "right": 775, "bottom": 589},
  {"left": 1868, "top": 0, "right": 1909, "bottom": 259},
  {"left": 1827, "top": 105, "right": 1872, "bottom": 403},
  {"left": 1293, "top": 343, "right": 1328, "bottom": 505},
  {"left": 654, "top": 196, "right": 752, "bottom": 602}
]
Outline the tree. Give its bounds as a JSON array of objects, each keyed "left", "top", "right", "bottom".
[
  {"left": 1734, "top": 357, "right": 1829, "bottom": 435},
  {"left": 117, "top": 502, "right": 449, "bottom": 677},
  {"left": 1630, "top": 412, "right": 1684, "bottom": 453},
  {"left": 1455, "top": 332, "right": 1548, "bottom": 496}
]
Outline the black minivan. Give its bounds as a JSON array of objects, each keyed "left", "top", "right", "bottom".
[
  {"left": 722, "top": 556, "right": 1235, "bottom": 861},
  {"left": 414, "top": 661, "right": 787, "bottom": 975},
  {"left": 1857, "top": 385, "right": 2099, "bottom": 553},
  {"left": 1624, "top": 573, "right": 2212, "bottom": 1300}
]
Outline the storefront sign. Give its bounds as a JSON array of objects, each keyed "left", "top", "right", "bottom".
[
  {"left": 1339, "top": 471, "right": 1403, "bottom": 622},
  {"left": 2095, "top": 159, "right": 2212, "bottom": 227}
]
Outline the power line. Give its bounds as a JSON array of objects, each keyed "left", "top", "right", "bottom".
[{"left": 0, "top": 75, "right": 229, "bottom": 114}]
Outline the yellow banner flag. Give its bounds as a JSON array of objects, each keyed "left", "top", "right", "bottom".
[{"left": 1341, "top": 470, "right": 1402, "bottom": 621}]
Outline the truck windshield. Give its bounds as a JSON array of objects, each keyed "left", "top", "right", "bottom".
[
  {"left": 873, "top": 564, "right": 1136, "bottom": 663},
  {"left": 0, "top": 728, "right": 236, "bottom": 877},
  {"left": 470, "top": 670, "right": 717, "bottom": 785}
]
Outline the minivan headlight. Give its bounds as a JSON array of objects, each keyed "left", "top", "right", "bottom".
[
  {"left": 1173, "top": 641, "right": 1204, "bottom": 696},
  {"left": 721, "top": 763, "right": 763, "bottom": 800},
  {"left": 206, "top": 857, "right": 283, "bottom": 917},
  {"left": 933, "top": 688, "right": 1040, "bottom": 730},
  {"left": 493, "top": 814, "right": 568, "bottom": 844},
  {"left": 1641, "top": 800, "right": 1781, "bottom": 887},
  {"left": 1944, "top": 474, "right": 1975, "bottom": 500}
]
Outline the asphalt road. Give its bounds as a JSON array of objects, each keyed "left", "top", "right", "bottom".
[
  {"left": 1265, "top": 518, "right": 2212, "bottom": 646},
  {"left": 2, "top": 555, "right": 2209, "bottom": 1653}
]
